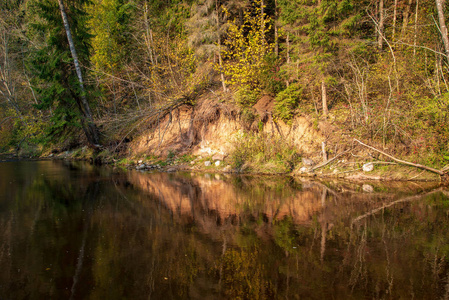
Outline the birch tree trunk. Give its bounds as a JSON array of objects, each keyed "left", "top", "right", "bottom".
[
  {"left": 378, "top": 0, "right": 384, "bottom": 49},
  {"left": 321, "top": 80, "right": 328, "bottom": 117},
  {"left": 436, "top": 0, "right": 449, "bottom": 62},
  {"left": 414, "top": 0, "right": 419, "bottom": 56},
  {"left": 58, "top": 0, "right": 100, "bottom": 145}
]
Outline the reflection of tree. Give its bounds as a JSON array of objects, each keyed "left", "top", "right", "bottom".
[
  {"left": 2, "top": 161, "right": 449, "bottom": 298},
  {"left": 220, "top": 248, "right": 273, "bottom": 299}
]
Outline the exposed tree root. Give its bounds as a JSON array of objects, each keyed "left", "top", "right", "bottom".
[{"left": 112, "top": 83, "right": 209, "bottom": 152}]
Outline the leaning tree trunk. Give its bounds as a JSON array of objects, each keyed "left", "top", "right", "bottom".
[
  {"left": 58, "top": 0, "right": 100, "bottom": 145},
  {"left": 436, "top": 0, "right": 449, "bottom": 63}
]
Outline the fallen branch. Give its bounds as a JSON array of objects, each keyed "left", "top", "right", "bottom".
[
  {"left": 311, "top": 149, "right": 351, "bottom": 171},
  {"left": 354, "top": 139, "right": 447, "bottom": 176}
]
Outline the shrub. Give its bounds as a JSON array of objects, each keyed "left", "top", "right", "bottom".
[
  {"left": 260, "top": 53, "right": 287, "bottom": 95},
  {"left": 273, "top": 83, "right": 302, "bottom": 123},
  {"left": 235, "top": 85, "right": 260, "bottom": 107},
  {"left": 229, "top": 131, "right": 300, "bottom": 173}
]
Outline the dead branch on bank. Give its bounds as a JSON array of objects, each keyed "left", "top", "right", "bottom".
[
  {"left": 311, "top": 149, "right": 352, "bottom": 171},
  {"left": 354, "top": 139, "right": 448, "bottom": 176}
]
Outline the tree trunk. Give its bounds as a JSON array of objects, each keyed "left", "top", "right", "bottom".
[
  {"left": 58, "top": 0, "right": 100, "bottom": 145},
  {"left": 144, "top": 3, "right": 155, "bottom": 65},
  {"left": 436, "top": 0, "right": 449, "bottom": 62},
  {"left": 378, "top": 0, "right": 384, "bottom": 49},
  {"left": 414, "top": 0, "right": 419, "bottom": 56},
  {"left": 401, "top": 0, "right": 413, "bottom": 39},
  {"left": 392, "top": 0, "right": 398, "bottom": 41},
  {"left": 274, "top": 0, "right": 279, "bottom": 57},
  {"left": 321, "top": 80, "right": 328, "bottom": 117},
  {"left": 215, "top": 0, "right": 227, "bottom": 92}
]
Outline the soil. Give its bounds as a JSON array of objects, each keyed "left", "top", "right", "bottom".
[{"left": 37, "top": 91, "right": 449, "bottom": 182}]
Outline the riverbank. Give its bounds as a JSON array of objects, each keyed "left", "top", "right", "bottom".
[
  {"left": 30, "top": 144, "right": 444, "bottom": 183},
  {"left": 3, "top": 93, "right": 448, "bottom": 182}
]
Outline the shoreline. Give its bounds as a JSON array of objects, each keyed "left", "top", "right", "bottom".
[{"left": 7, "top": 151, "right": 445, "bottom": 183}]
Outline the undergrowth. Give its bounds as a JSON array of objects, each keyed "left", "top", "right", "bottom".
[{"left": 229, "top": 131, "right": 300, "bottom": 173}]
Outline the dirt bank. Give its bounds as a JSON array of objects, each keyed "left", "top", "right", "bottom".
[{"left": 42, "top": 92, "right": 448, "bottom": 182}]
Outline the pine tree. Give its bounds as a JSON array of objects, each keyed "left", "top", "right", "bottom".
[
  {"left": 278, "top": 0, "right": 362, "bottom": 116},
  {"left": 27, "top": 0, "right": 100, "bottom": 145}
]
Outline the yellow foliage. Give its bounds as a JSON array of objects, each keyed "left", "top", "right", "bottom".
[
  {"left": 219, "top": 0, "right": 273, "bottom": 90},
  {"left": 144, "top": 32, "right": 199, "bottom": 101}
]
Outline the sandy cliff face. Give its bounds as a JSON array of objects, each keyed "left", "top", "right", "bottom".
[{"left": 130, "top": 95, "right": 324, "bottom": 158}]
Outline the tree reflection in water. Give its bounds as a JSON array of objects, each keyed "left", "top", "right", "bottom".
[{"left": 0, "top": 160, "right": 448, "bottom": 299}]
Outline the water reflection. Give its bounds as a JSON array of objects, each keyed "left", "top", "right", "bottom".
[{"left": 0, "top": 160, "right": 448, "bottom": 299}]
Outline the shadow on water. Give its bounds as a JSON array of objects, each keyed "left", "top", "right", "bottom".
[{"left": 0, "top": 160, "right": 449, "bottom": 299}]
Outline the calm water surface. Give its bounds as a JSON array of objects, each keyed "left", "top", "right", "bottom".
[{"left": 1, "top": 160, "right": 449, "bottom": 299}]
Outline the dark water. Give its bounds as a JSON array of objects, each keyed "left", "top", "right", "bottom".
[{"left": 1, "top": 160, "right": 449, "bottom": 299}]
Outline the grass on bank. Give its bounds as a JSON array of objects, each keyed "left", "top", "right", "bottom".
[{"left": 229, "top": 131, "right": 301, "bottom": 174}]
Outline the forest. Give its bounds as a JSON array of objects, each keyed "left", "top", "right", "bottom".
[{"left": 1, "top": 0, "right": 449, "bottom": 174}]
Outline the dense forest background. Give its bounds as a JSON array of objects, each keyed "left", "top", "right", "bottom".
[{"left": 1, "top": 0, "right": 449, "bottom": 167}]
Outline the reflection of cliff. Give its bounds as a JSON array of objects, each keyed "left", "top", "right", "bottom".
[{"left": 127, "top": 172, "right": 323, "bottom": 226}]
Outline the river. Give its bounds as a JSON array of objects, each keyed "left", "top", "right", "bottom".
[{"left": 0, "top": 160, "right": 448, "bottom": 299}]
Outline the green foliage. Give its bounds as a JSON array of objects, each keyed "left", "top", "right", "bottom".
[
  {"left": 274, "top": 217, "right": 296, "bottom": 252},
  {"left": 235, "top": 85, "right": 260, "bottom": 107},
  {"left": 178, "top": 154, "right": 195, "bottom": 163},
  {"left": 87, "top": 0, "right": 135, "bottom": 73},
  {"left": 260, "top": 53, "right": 287, "bottom": 95},
  {"left": 273, "top": 83, "right": 302, "bottom": 123},
  {"left": 27, "top": 0, "right": 94, "bottom": 142}
]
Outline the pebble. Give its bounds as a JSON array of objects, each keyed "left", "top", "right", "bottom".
[
  {"left": 299, "top": 167, "right": 309, "bottom": 173},
  {"left": 362, "top": 163, "right": 374, "bottom": 172},
  {"left": 362, "top": 184, "right": 374, "bottom": 193}
]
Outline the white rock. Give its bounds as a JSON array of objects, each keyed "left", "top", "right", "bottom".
[
  {"left": 136, "top": 164, "right": 146, "bottom": 170},
  {"left": 299, "top": 167, "right": 309, "bottom": 173},
  {"left": 362, "top": 163, "right": 374, "bottom": 172},
  {"left": 204, "top": 161, "right": 211, "bottom": 167},
  {"left": 215, "top": 161, "right": 221, "bottom": 166},
  {"left": 362, "top": 184, "right": 374, "bottom": 193}
]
